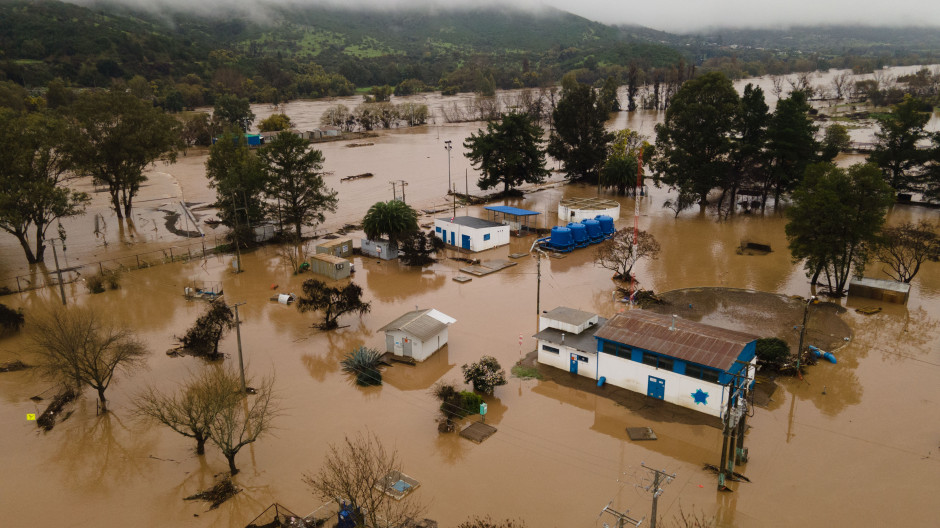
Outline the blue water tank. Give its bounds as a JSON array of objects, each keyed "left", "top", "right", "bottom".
[
  {"left": 582, "top": 219, "right": 603, "bottom": 242},
  {"left": 595, "top": 215, "right": 615, "bottom": 236},
  {"left": 549, "top": 226, "right": 573, "bottom": 248},
  {"left": 567, "top": 222, "right": 588, "bottom": 247}
]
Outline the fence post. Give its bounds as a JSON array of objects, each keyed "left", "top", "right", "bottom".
[
  {"left": 169, "top": 247, "right": 174, "bottom": 261},
  {"left": 188, "top": 247, "right": 192, "bottom": 260},
  {"left": 16, "top": 276, "right": 21, "bottom": 293},
  {"left": 136, "top": 255, "right": 140, "bottom": 268},
  {"left": 99, "top": 262, "right": 103, "bottom": 274}
]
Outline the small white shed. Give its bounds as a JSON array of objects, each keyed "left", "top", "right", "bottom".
[
  {"left": 379, "top": 309, "right": 456, "bottom": 362},
  {"left": 361, "top": 238, "right": 399, "bottom": 260},
  {"left": 434, "top": 216, "right": 509, "bottom": 252},
  {"left": 558, "top": 197, "right": 621, "bottom": 222}
]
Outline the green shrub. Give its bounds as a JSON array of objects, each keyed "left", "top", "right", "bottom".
[
  {"left": 341, "top": 346, "right": 383, "bottom": 386},
  {"left": 461, "top": 355, "right": 507, "bottom": 394},
  {"left": 85, "top": 269, "right": 121, "bottom": 294},
  {"left": 756, "top": 337, "right": 790, "bottom": 369},
  {"left": 460, "top": 391, "right": 484, "bottom": 415}
]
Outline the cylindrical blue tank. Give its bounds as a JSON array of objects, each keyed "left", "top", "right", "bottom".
[
  {"left": 567, "top": 222, "right": 588, "bottom": 247},
  {"left": 595, "top": 215, "right": 615, "bottom": 236},
  {"left": 549, "top": 226, "right": 573, "bottom": 249},
  {"left": 582, "top": 219, "right": 603, "bottom": 242}
]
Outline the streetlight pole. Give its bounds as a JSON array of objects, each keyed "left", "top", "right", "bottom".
[
  {"left": 795, "top": 295, "right": 817, "bottom": 377},
  {"left": 444, "top": 140, "right": 452, "bottom": 195}
]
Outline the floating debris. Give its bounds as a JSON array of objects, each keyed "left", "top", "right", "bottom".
[
  {"left": 626, "top": 427, "right": 658, "bottom": 441},
  {"left": 341, "top": 173, "right": 374, "bottom": 181},
  {"left": 0, "top": 360, "right": 31, "bottom": 373},
  {"left": 184, "top": 477, "right": 240, "bottom": 510},
  {"left": 855, "top": 306, "right": 882, "bottom": 315},
  {"left": 37, "top": 387, "right": 78, "bottom": 431}
]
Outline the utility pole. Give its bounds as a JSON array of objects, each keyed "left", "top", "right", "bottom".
[
  {"left": 230, "top": 192, "right": 246, "bottom": 273},
  {"left": 465, "top": 169, "right": 469, "bottom": 215},
  {"left": 600, "top": 501, "right": 643, "bottom": 528},
  {"left": 393, "top": 180, "right": 409, "bottom": 203},
  {"left": 48, "top": 238, "right": 67, "bottom": 306},
  {"left": 533, "top": 248, "right": 547, "bottom": 333},
  {"left": 795, "top": 295, "right": 818, "bottom": 377},
  {"left": 640, "top": 463, "right": 676, "bottom": 528},
  {"left": 717, "top": 365, "right": 750, "bottom": 490},
  {"left": 230, "top": 302, "right": 247, "bottom": 393},
  {"left": 391, "top": 181, "right": 398, "bottom": 201},
  {"left": 444, "top": 140, "right": 453, "bottom": 194}
]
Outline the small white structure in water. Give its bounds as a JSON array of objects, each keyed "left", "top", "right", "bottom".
[
  {"left": 379, "top": 308, "right": 456, "bottom": 362},
  {"left": 434, "top": 216, "right": 510, "bottom": 252},
  {"left": 558, "top": 197, "right": 621, "bottom": 222},
  {"left": 534, "top": 307, "right": 606, "bottom": 379},
  {"left": 361, "top": 238, "right": 399, "bottom": 260}
]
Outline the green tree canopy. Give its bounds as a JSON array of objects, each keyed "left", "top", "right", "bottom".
[
  {"left": 766, "top": 90, "right": 819, "bottom": 205},
  {"left": 600, "top": 129, "right": 648, "bottom": 195},
  {"left": 206, "top": 132, "right": 267, "bottom": 233},
  {"left": 213, "top": 94, "right": 255, "bottom": 132},
  {"left": 65, "top": 91, "right": 181, "bottom": 218},
  {"left": 868, "top": 95, "right": 930, "bottom": 193},
  {"left": 548, "top": 82, "right": 613, "bottom": 183},
  {"left": 820, "top": 123, "right": 851, "bottom": 163},
  {"left": 362, "top": 200, "right": 419, "bottom": 246},
  {"left": 258, "top": 132, "right": 337, "bottom": 239},
  {"left": 258, "top": 113, "right": 292, "bottom": 132},
  {"left": 653, "top": 71, "right": 740, "bottom": 207},
  {"left": 0, "top": 110, "right": 89, "bottom": 264},
  {"left": 728, "top": 83, "right": 769, "bottom": 211},
  {"left": 785, "top": 163, "right": 894, "bottom": 295},
  {"left": 463, "top": 112, "right": 550, "bottom": 193}
]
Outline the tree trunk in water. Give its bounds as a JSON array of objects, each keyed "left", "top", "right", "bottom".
[
  {"left": 226, "top": 453, "right": 239, "bottom": 475},
  {"left": 14, "top": 232, "right": 38, "bottom": 264},
  {"left": 97, "top": 388, "right": 108, "bottom": 413},
  {"left": 196, "top": 435, "right": 206, "bottom": 456},
  {"left": 294, "top": 222, "right": 302, "bottom": 240},
  {"left": 111, "top": 192, "right": 124, "bottom": 219},
  {"left": 810, "top": 264, "right": 823, "bottom": 286},
  {"left": 123, "top": 198, "right": 133, "bottom": 219}
]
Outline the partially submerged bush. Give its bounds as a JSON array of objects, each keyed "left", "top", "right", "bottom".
[
  {"left": 756, "top": 337, "right": 790, "bottom": 370},
  {"left": 176, "top": 300, "right": 235, "bottom": 359},
  {"left": 0, "top": 303, "right": 25, "bottom": 332},
  {"left": 462, "top": 356, "right": 507, "bottom": 394},
  {"left": 341, "top": 346, "right": 383, "bottom": 386},
  {"left": 85, "top": 269, "right": 121, "bottom": 293}
]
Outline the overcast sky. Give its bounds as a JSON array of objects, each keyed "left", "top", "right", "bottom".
[{"left": 73, "top": 0, "right": 940, "bottom": 32}]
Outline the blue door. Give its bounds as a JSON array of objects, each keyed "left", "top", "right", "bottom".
[
  {"left": 647, "top": 376, "right": 665, "bottom": 400},
  {"left": 441, "top": 229, "right": 447, "bottom": 244},
  {"left": 570, "top": 354, "right": 578, "bottom": 374},
  {"left": 450, "top": 232, "right": 455, "bottom": 245},
  {"left": 461, "top": 234, "right": 471, "bottom": 250}
]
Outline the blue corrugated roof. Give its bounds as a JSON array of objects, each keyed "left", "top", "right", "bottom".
[{"left": 484, "top": 205, "right": 541, "bottom": 216}]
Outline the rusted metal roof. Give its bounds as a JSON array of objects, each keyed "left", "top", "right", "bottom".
[
  {"left": 594, "top": 310, "right": 758, "bottom": 371},
  {"left": 378, "top": 309, "right": 455, "bottom": 342}
]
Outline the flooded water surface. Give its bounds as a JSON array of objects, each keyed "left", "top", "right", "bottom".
[{"left": 1, "top": 66, "right": 939, "bottom": 527}]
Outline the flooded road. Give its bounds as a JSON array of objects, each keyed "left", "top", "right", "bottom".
[{"left": 1, "top": 65, "right": 939, "bottom": 527}]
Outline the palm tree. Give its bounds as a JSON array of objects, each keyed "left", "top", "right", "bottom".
[{"left": 361, "top": 200, "right": 418, "bottom": 246}]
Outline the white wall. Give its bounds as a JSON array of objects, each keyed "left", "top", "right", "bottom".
[
  {"left": 387, "top": 328, "right": 449, "bottom": 362},
  {"left": 361, "top": 238, "right": 399, "bottom": 260},
  {"left": 537, "top": 340, "right": 598, "bottom": 380},
  {"left": 558, "top": 205, "right": 621, "bottom": 223},
  {"left": 434, "top": 220, "right": 510, "bottom": 252},
  {"left": 596, "top": 354, "right": 739, "bottom": 417},
  {"left": 539, "top": 314, "right": 598, "bottom": 334}
]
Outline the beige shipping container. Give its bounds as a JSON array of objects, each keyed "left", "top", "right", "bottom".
[
  {"left": 316, "top": 237, "right": 353, "bottom": 258},
  {"left": 309, "top": 253, "right": 351, "bottom": 280}
]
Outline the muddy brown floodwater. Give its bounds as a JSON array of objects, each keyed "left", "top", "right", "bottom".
[{"left": 1, "top": 65, "right": 939, "bottom": 528}]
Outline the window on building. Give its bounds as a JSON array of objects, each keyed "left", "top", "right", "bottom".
[
  {"left": 435, "top": 227, "right": 441, "bottom": 233},
  {"left": 685, "top": 363, "right": 703, "bottom": 379},
  {"left": 542, "top": 344, "right": 560, "bottom": 354},
  {"left": 658, "top": 357, "right": 674, "bottom": 372},
  {"left": 702, "top": 368, "right": 721, "bottom": 383},
  {"left": 601, "top": 341, "right": 631, "bottom": 359},
  {"left": 577, "top": 354, "right": 589, "bottom": 362},
  {"left": 642, "top": 352, "right": 659, "bottom": 367},
  {"left": 684, "top": 363, "right": 721, "bottom": 383},
  {"left": 483, "top": 233, "right": 491, "bottom": 241}
]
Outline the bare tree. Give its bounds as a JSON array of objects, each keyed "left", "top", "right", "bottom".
[
  {"left": 870, "top": 221, "right": 940, "bottom": 283},
  {"left": 769, "top": 75, "right": 785, "bottom": 100},
  {"left": 32, "top": 306, "right": 147, "bottom": 412},
  {"left": 594, "top": 228, "right": 661, "bottom": 281},
  {"left": 832, "top": 72, "right": 852, "bottom": 100},
  {"left": 135, "top": 367, "right": 242, "bottom": 455},
  {"left": 303, "top": 432, "right": 425, "bottom": 528},
  {"left": 207, "top": 372, "right": 277, "bottom": 475}
]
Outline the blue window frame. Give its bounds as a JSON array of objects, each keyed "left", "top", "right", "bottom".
[
  {"left": 435, "top": 226, "right": 441, "bottom": 233},
  {"left": 483, "top": 233, "right": 491, "bottom": 241},
  {"left": 542, "top": 344, "right": 560, "bottom": 354}
]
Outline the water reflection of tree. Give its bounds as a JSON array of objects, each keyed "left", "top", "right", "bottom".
[
  {"left": 51, "top": 411, "right": 156, "bottom": 490},
  {"left": 300, "top": 322, "right": 370, "bottom": 382},
  {"left": 433, "top": 428, "right": 468, "bottom": 465},
  {"left": 848, "top": 306, "right": 939, "bottom": 365},
  {"left": 364, "top": 263, "right": 445, "bottom": 302}
]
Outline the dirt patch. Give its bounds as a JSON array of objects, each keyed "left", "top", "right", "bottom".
[
  {"left": 184, "top": 476, "right": 240, "bottom": 510},
  {"left": 647, "top": 287, "right": 851, "bottom": 355}
]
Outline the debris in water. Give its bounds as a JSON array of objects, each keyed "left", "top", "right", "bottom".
[
  {"left": 184, "top": 476, "right": 240, "bottom": 510},
  {"left": 855, "top": 306, "right": 882, "bottom": 315},
  {"left": 702, "top": 464, "right": 751, "bottom": 482},
  {"left": 0, "top": 360, "right": 31, "bottom": 373},
  {"left": 626, "top": 427, "right": 658, "bottom": 441},
  {"left": 37, "top": 387, "right": 78, "bottom": 431}
]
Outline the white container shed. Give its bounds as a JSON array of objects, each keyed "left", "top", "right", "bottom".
[
  {"left": 361, "top": 238, "right": 399, "bottom": 260},
  {"left": 558, "top": 197, "right": 621, "bottom": 222},
  {"left": 434, "top": 216, "right": 510, "bottom": 252},
  {"left": 534, "top": 307, "right": 606, "bottom": 380},
  {"left": 379, "top": 308, "right": 457, "bottom": 362}
]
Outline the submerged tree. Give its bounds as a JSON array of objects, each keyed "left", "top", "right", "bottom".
[
  {"left": 594, "top": 228, "right": 661, "bottom": 281},
  {"left": 548, "top": 82, "right": 613, "bottom": 183},
  {"left": 869, "top": 220, "right": 940, "bottom": 283},
  {"left": 600, "top": 129, "right": 647, "bottom": 195},
  {"left": 135, "top": 367, "right": 242, "bottom": 455},
  {"left": 259, "top": 132, "right": 338, "bottom": 239},
  {"left": 0, "top": 110, "right": 89, "bottom": 264},
  {"left": 868, "top": 95, "right": 930, "bottom": 193},
  {"left": 462, "top": 356, "right": 507, "bottom": 394},
  {"left": 296, "top": 279, "right": 371, "bottom": 330},
  {"left": 176, "top": 300, "right": 235, "bottom": 360},
  {"left": 65, "top": 91, "right": 181, "bottom": 218},
  {"left": 463, "top": 112, "right": 550, "bottom": 193},
  {"left": 32, "top": 306, "right": 148, "bottom": 412},
  {"left": 362, "top": 200, "right": 419, "bottom": 247},
  {"left": 786, "top": 163, "right": 894, "bottom": 295},
  {"left": 207, "top": 372, "right": 277, "bottom": 475},
  {"left": 399, "top": 230, "right": 444, "bottom": 266},
  {"left": 303, "top": 432, "right": 426, "bottom": 528},
  {"left": 205, "top": 132, "right": 267, "bottom": 237},
  {"left": 0, "top": 303, "right": 24, "bottom": 333}
]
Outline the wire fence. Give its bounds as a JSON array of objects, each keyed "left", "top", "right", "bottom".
[{"left": 0, "top": 236, "right": 232, "bottom": 297}]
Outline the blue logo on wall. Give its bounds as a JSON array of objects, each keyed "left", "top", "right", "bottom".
[{"left": 692, "top": 389, "right": 709, "bottom": 405}]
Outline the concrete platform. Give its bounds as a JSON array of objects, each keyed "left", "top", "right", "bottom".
[
  {"left": 626, "top": 427, "right": 658, "bottom": 441},
  {"left": 452, "top": 275, "right": 472, "bottom": 283},
  {"left": 458, "top": 259, "right": 518, "bottom": 277},
  {"left": 459, "top": 422, "right": 497, "bottom": 443}
]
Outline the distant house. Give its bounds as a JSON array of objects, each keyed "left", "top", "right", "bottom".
[
  {"left": 361, "top": 238, "right": 398, "bottom": 260},
  {"left": 319, "top": 126, "right": 341, "bottom": 137},
  {"left": 316, "top": 237, "right": 353, "bottom": 258},
  {"left": 534, "top": 307, "right": 607, "bottom": 379},
  {"left": 434, "top": 216, "right": 509, "bottom": 252},
  {"left": 379, "top": 308, "right": 457, "bottom": 362},
  {"left": 592, "top": 310, "right": 757, "bottom": 418}
]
